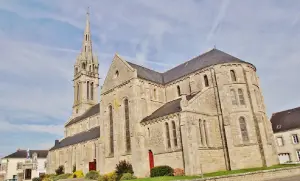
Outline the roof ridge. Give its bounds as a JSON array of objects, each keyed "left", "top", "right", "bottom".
[
  {"left": 163, "top": 48, "right": 215, "bottom": 74},
  {"left": 272, "top": 106, "right": 300, "bottom": 115}
]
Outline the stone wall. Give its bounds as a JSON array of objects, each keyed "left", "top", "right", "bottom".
[{"left": 189, "top": 166, "right": 300, "bottom": 181}]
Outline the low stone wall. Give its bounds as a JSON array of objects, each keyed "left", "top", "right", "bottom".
[{"left": 188, "top": 166, "right": 300, "bottom": 181}]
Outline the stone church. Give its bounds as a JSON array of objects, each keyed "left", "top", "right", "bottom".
[{"left": 47, "top": 11, "right": 279, "bottom": 177}]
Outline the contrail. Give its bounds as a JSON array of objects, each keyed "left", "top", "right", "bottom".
[{"left": 206, "top": 0, "right": 231, "bottom": 43}]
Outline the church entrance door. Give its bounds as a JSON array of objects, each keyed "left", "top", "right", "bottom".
[{"left": 148, "top": 150, "right": 154, "bottom": 170}]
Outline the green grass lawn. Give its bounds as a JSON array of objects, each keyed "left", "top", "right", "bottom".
[{"left": 131, "top": 164, "right": 300, "bottom": 181}]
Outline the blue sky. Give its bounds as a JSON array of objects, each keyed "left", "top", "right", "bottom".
[{"left": 0, "top": 0, "right": 300, "bottom": 158}]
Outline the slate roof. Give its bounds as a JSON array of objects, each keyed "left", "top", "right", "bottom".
[
  {"left": 127, "top": 49, "right": 253, "bottom": 84},
  {"left": 3, "top": 150, "right": 48, "bottom": 159},
  {"left": 141, "top": 94, "right": 197, "bottom": 123},
  {"left": 49, "top": 126, "right": 100, "bottom": 151},
  {"left": 65, "top": 103, "right": 100, "bottom": 127},
  {"left": 127, "top": 62, "right": 164, "bottom": 84},
  {"left": 270, "top": 106, "right": 300, "bottom": 133}
]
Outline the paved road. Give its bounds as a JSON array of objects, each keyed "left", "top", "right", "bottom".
[{"left": 265, "top": 175, "right": 300, "bottom": 181}]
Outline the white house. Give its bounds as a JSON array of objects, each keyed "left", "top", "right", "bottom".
[
  {"left": 271, "top": 106, "right": 300, "bottom": 164},
  {"left": 0, "top": 149, "right": 48, "bottom": 181}
]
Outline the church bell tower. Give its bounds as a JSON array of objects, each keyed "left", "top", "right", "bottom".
[{"left": 73, "top": 8, "right": 99, "bottom": 116}]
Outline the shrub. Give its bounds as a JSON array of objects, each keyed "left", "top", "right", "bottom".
[
  {"left": 85, "top": 170, "right": 100, "bottom": 180},
  {"left": 69, "top": 170, "right": 84, "bottom": 179},
  {"left": 42, "top": 178, "right": 53, "bottom": 181},
  {"left": 150, "top": 165, "right": 174, "bottom": 177},
  {"left": 120, "top": 173, "right": 137, "bottom": 180},
  {"left": 32, "top": 177, "right": 41, "bottom": 181},
  {"left": 53, "top": 173, "right": 72, "bottom": 181},
  {"left": 98, "top": 172, "right": 117, "bottom": 181},
  {"left": 115, "top": 160, "right": 134, "bottom": 180},
  {"left": 42, "top": 174, "right": 56, "bottom": 181},
  {"left": 55, "top": 165, "right": 65, "bottom": 175},
  {"left": 173, "top": 168, "right": 185, "bottom": 176}
]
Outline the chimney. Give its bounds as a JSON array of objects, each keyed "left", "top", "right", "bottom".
[{"left": 55, "top": 140, "right": 59, "bottom": 146}]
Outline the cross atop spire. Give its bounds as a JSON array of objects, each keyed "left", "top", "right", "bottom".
[{"left": 82, "top": 7, "right": 92, "bottom": 56}]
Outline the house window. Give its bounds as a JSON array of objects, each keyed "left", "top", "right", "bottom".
[
  {"left": 204, "top": 75, "right": 209, "bottom": 87},
  {"left": 230, "top": 70, "right": 237, "bottom": 81},
  {"left": 239, "top": 117, "right": 249, "bottom": 142},
  {"left": 230, "top": 89, "right": 238, "bottom": 105},
  {"left": 124, "top": 99, "right": 131, "bottom": 152},
  {"left": 87, "top": 81, "right": 89, "bottom": 100},
  {"left": 172, "top": 121, "right": 178, "bottom": 147},
  {"left": 165, "top": 123, "right": 171, "bottom": 148},
  {"left": 296, "top": 150, "right": 300, "bottom": 161},
  {"left": 109, "top": 105, "right": 114, "bottom": 155},
  {"left": 25, "top": 169, "right": 32, "bottom": 180},
  {"left": 238, "top": 89, "right": 245, "bottom": 105},
  {"left": 177, "top": 85, "right": 181, "bottom": 96},
  {"left": 277, "top": 137, "right": 284, "bottom": 146},
  {"left": 292, "top": 134, "right": 299, "bottom": 144}
]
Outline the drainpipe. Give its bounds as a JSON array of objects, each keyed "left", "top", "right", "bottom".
[{"left": 210, "top": 68, "right": 231, "bottom": 170}]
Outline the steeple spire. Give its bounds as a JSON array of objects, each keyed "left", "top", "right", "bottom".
[{"left": 82, "top": 7, "right": 92, "bottom": 55}]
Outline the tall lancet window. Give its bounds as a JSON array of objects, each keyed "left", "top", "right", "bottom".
[
  {"left": 90, "top": 82, "right": 94, "bottom": 100},
  {"left": 230, "top": 70, "right": 237, "bottom": 82},
  {"left": 177, "top": 85, "right": 181, "bottom": 96},
  {"left": 77, "top": 83, "right": 80, "bottom": 101},
  {"left": 109, "top": 105, "right": 114, "bottom": 155},
  {"left": 239, "top": 117, "right": 249, "bottom": 142},
  {"left": 172, "top": 121, "right": 178, "bottom": 147},
  {"left": 87, "top": 81, "right": 89, "bottom": 100},
  {"left": 204, "top": 75, "right": 209, "bottom": 87},
  {"left": 124, "top": 99, "right": 131, "bottom": 152},
  {"left": 230, "top": 89, "right": 238, "bottom": 105},
  {"left": 165, "top": 122, "right": 171, "bottom": 148}
]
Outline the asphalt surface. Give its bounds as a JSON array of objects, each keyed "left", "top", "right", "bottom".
[{"left": 265, "top": 175, "right": 300, "bottom": 181}]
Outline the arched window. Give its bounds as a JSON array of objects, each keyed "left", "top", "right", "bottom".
[
  {"left": 165, "top": 123, "right": 171, "bottom": 148},
  {"left": 172, "top": 121, "right": 178, "bottom": 147},
  {"left": 89, "top": 65, "right": 91, "bottom": 72},
  {"left": 87, "top": 81, "right": 89, "bottom": 100},
  {"left": 82, "top": 62, "right": 86, "bottom": 69},
  {"left": 199, "top": 119, "right": 203, "bottom": 146},
  {"left": 177, "top": 85, "right": 181, "bottom": 96},
  {"left": 124, "top": 99, "right": 131, "bottom": 152},
  {"left": 75, "top": 67, "right": 78, "bottom": 74},
  {"left": 230, "top": 70, "right": 237, "bottom": 82},
  {"left": 90, "top": 82, "right": 94, "bottom": 100},
  {"left": 86, "top": 34, "right": 88, "bottom": 41},
  {"left": 238, "top": 89, "right": 245, "bottom": 105},
  {"left": 239, "top": 117, "right": 249, "bottom": 142},
  {"left": 204, "top": 75, "right": 209, "bottom": 87},
  {"left": 85, "top": 46, "right": 87, "bottom": 52},
  {"left": 153, "top": 89, "right": 157, "bottom": 99},
  {"left": 148, "top": 128, "right": 150, "bottom": 137},
  {"left": 109, "top": 105, "right": 114, "bottom": 155},
  {"left": 203, "top": 120, "right": 208, "bottom": 146},
  {"left": 230, "top": 89, "right": 238, "bottom": 105}
]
